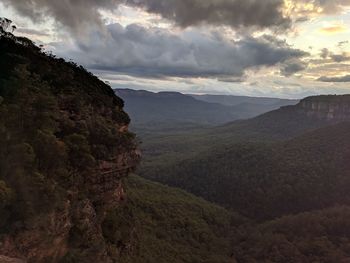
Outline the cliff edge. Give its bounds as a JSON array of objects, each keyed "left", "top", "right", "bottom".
[
  {"left": 299, "top": 95, "right": 350, "bottom": 121},
  {"left": 0, "top": 28, "right": 140, "bottom": 262}
]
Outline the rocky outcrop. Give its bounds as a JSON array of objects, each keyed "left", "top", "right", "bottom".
[
  {"left": 299, "top": 95, "right": 350, "bottom": 121},
  {"left": 0, "top": 147, "right": 140, "bottom": 263},
  {"left": 0, "top": 255, "right": 26, "bottom": 263},
  {"left": 88, "top": 150, "right": 141, "bottom": 209},
  {"left": 0, "top": 202, "right": 71, "bottom": 262},
  {"left": 69, "top": 148, "right": 141, "bottom": 262}
]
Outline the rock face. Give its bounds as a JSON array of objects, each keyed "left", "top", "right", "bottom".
[
  {"left": 88, "top": 150, "right": 141, "bottom": 208},
  {"left": 0, "top": 137, "right": 141, "bottom": 263},
  {"left": 299, "top": 95, "right": 350, "bottom": 121},
  {"left": 0, "top": 255, "right": 26, "bottom": 263},
  {"left": 0, "top": 203, "right": 72, "bottom": 262}
]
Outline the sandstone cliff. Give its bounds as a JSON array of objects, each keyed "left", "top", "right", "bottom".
[{"left": 299, "top": 95, "right": 350, "bottom": 121}]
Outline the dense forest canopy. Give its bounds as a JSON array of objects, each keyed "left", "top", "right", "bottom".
[{"left": 141, "top": 122, "right": 350, "bottom": 220}]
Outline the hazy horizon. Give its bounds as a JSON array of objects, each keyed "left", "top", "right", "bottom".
[{"left": 115, "top": 86, "right": 335, "bottom": 100}]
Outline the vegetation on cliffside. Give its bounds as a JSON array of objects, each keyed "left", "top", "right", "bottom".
[
  {"left": 0, "top": 23, "right": 138, "bottom": 262},
  {"left": 103, "top": 175, "right": 246, "bottom": 263}
]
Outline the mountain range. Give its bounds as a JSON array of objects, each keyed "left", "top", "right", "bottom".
[
  {"left": 115, "top": 88, "right": 298, "bottom": 132},
  {"left": 192, "top": 93, "right": 298, "bottom": 115}
]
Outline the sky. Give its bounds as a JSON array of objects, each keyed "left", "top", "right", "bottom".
[{"left": 0, "top": 0, "right": 350, "bottom": 99}]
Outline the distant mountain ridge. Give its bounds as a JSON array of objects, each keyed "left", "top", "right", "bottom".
[
  {"left": 115, "top": 89, "right": 299, "bottom": 130},
  {"left": 115, "top": 88, "right": 239, "bottom": 128},
  {"left": 190, "top": 93, "right": 298, "bottom": 106},
  {"left": 212, "top": 94, "right": 350, "bottom": 142}
]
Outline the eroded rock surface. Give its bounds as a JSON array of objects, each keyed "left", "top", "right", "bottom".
[{"left": 300, "top": 95, "right": 350, "bottom": 121}]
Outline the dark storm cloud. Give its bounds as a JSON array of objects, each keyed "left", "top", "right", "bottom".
[
  {"left": 318, "top": 75, "right": 350, "bottom": 82},
  {"left": 1, "top": 0, "right": 114, "bottom": 32},
  {"left": 2, "top": 0, "right": 290, "bottom": 32},
  {"left": 280, "top": 60, "right": 308, "bottom": 77},
  {"left": 125, "top": 0, "right": 290, "bottom": 29},
  {"left": 54, "top": 24, "right": 307, "bottom": 78}
]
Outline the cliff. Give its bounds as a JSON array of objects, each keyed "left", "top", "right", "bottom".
[
  {"left": 0, "top": 30, "right": 140, "bottom": 262},
  {"left": 299, "top": 95, "right": 350, "bottom": 121}
]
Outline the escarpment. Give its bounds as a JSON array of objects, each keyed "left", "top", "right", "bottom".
[
  {"left": 0, "top": 32, "right": 140, "bottom": 262},
  {"left": 299, "top": 95, "right": 350, "bottom": 121}
]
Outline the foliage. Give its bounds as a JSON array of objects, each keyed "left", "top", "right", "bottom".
[
  {"left": 232, "top": 206, "right": 350, "bottom": 262},
  {"left": 103, "top": 175, "right": 246, "bottom": 263},
  {"left": 137, "top": 100, "right": 331, "bottom": 183},
  {"left": 141, "top": 122, "right": 350, "bottom": 221},
  {"left": 0, "top": 31, "right": 134, "bottom": 234}
]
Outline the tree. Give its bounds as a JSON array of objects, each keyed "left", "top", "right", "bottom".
[{"left": 11, "top": 25, "right": 16, "bottom": 33}]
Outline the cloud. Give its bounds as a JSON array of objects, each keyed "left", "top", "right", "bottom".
[
  {"left": 280, "top": 59, "right": 308, "bottom": 76},
  {"left": 320, "top": 48, "right": 330, "bottom": 59},
  {"left": 338, "top": 40, "right": 349, "bottom": 47},
  {"left": 319, "top": 24, "right": 347, "bottom": 34},
  {"left": 318, "top": 48, "right": 350, "bottom": 62},
  {"left": 217, "top": 77, "right": 246, "bottom": 83},
  {"left": 318, "top": 75, "right": 350, "bottom": 82},
  {"left": 2, "top": 0, "right": 290, "bottom": 32},
  {"left": 125, "top": 0, "right": 290, "bottom": 29},
  {"left": 1, "top": 0, "right": 117, "bottom": 33},
  {"left": 314, "top": 0, "right": 350, "bottom": 14},
  {"left": 53, "top": 24, "right": 307, "bottom": 79},
  {"left": 287, "top": 0, "right": 350, "bottom": 21},
  {"left": 16, "top": 27, "right": 51, "bottom": 37},
  {"left": 330, "top": 53, "right": 350, "bottom": 62}
]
